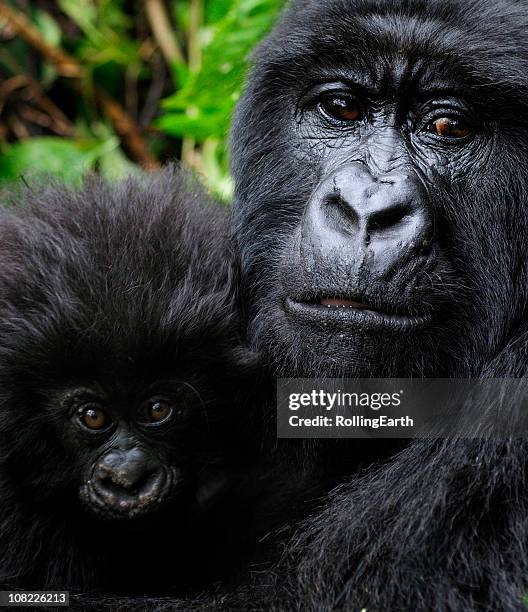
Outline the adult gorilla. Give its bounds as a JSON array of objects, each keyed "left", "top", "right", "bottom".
[{"left": 231, "top": 0, "right": 528, "bottom": 610}]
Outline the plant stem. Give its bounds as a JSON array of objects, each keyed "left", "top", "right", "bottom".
[
  {"left": 144, "top": 0, "right": 184, "bottom": 65},
  {"left": 182, "top": 0, "right": 203, "bottom": 167},
  {"left": 0, "top": 1, "right": 159, "bottom": 169},
  {"left": 0, "top": 1, "right": 81, "bottom": 77}
]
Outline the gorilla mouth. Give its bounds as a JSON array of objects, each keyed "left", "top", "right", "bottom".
[
  {"left": 80, "top": 467, "right": 181, "bottom": 521},
  {"left": 285, "top": 297, "right": 432, "bottom": 331},
  {"left": 320, "top": 297, "right": 370, "bottom": 309}
]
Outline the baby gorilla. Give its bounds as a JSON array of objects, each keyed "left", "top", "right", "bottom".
[{"left": 0, "top": 168, "right": 253, "bottom": 594}]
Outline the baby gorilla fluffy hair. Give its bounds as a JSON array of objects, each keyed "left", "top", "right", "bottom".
[{"left": 0, "top": 167, "right": 253, "bottom": 594}]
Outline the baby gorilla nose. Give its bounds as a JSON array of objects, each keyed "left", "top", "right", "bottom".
[
  {"left": 98, "top": 448, "right": 157, "bottom": 491},
  {"left": 86, "top": 447, "right": 171, "bottom": 519}
]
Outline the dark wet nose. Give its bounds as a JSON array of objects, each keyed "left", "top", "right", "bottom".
[
  {"left": 93, "top": 447, "right": 162, "bottom": 497},
  {"left": 303, "top": 163, "right": 432, "bottom": 275}
]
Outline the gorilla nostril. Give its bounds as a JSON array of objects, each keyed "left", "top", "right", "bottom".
[
  {"left": 324, "top": 193, "right": 346, "bottom": 209},
  {"left": 368, "top": 203, "right": 411, "bottom": 232},
  {"left": 93, "top": 447, "right": 164, "bottom": 494},
  {"left": 323, "top": 192, "right": 359, "bottom": 227}
]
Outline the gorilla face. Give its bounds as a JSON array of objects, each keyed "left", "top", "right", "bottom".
[
  {"left": 61, "top": 381, "right": 214, "bottom": 521},
  {"left": 232, "top": 0, "right": 528, "bottom": 377},
  {"left": 0, "top": 169, "right": 262, "bottom": 593},
  {"left": 0, "top": 168, "right": 243, "bottom": 558}
]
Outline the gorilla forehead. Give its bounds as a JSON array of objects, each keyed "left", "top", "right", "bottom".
[{"left": 258, "top": 0, "right": 528, "bottom": 96}]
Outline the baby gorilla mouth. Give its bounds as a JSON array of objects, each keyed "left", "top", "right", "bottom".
[{"left": 80, "top": 448, "right": 182, "bottom": 520}]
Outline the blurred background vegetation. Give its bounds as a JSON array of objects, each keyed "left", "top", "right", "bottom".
[{"left": 0, "top": 0, "right": 283, "bottom": 200}]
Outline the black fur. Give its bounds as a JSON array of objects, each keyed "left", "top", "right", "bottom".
[
  {"left": 228, "top": 1, "right": 528, "bottom": 611},
  {"left": 0, "top": 167, "right": 265, "bottom": 595},
  {"left": 86, "top": 1, "right": 528, "bottom": 609},
  {"left": 5, "top": 1, "right": 528, "bottom": 609}
]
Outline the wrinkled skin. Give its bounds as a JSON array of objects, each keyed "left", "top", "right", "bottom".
[
  {"left": 228, "top": 1, "right": 528, "bottom": 610},
  {"left": 231, "top": 0, "right": 528, "bottom": 380}
]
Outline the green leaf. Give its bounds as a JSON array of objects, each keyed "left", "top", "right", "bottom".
[
  {"left": 204, "top": 0, "right": 235, "bottom": 24},
  {"left": 98, "top": 144, "right": 142, "bottom": 181},
  {"left": 33, "top": 9, "right": 62, "bottom": 48},
  {"left": 59, "top": 0, "right": 141, "bottom": 69},
  {"left": 158, "top": 0, "right": 282, "bottom": 142},
  {"left": 0, "top": 138, "right": 104, "bottom": 185},
  {"left": 58, "top": 0, "right": 99, "bottom": 39}
]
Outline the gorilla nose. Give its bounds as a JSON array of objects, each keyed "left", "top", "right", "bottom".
[
  {"left": 303, "top": 164, "right": 432, "bottom": 275},
  {"left": 94, "top": 448, "right": 162, "bottom": 497}
]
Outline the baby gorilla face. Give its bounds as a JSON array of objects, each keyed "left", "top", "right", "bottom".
[
  {"left": 64, "top": 387, "right": 193, "bottom": 520},
  {"left": 0, "top": 168, "right": 253, "bottom": 592}
]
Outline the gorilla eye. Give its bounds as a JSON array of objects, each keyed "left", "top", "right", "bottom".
[
  {"left": 319, "top": 94, "right": 362, "bottom": 122},
  {"left": 77, "top": 405, "right": 109, "bottom": 431},
  {"left": 140, "top": 399, "right": 175, "bottom": 426},
  {"left": 149, "top": 401, "right": 172, "bottom": 423},
  {"left": 427, "top": 117, "right": 470, "bottom": 139}
]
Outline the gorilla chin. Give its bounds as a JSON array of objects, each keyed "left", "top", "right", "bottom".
[{"left": 279, "top": 300, "right": 441, "bottom": 378}]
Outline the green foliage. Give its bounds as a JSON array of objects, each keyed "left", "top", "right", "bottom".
[
  {"left": 0, "top": 0, "right": 282, "bottom": 196},
  {"left": 159, "top": 0, "right": 282, "bottom": 198},
  {"left": 0, "top": 135, "right": 133, "bottom": 186},
  {"left": 58, "top": 0, "right": 141, "bottom": 69},
  {"left": 160, "top": 0, "right": 282, "bottom": 141},
  {"left": 0, "top": 138, "right": 98, "bottom": 185}
]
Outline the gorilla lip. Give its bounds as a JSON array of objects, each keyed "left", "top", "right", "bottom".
[
  {"left": 81, "top": 466, "right": 179, "bottom": 521},
  {"left": 285, "top": 297, "right": 432, "bottom": 331},
  {"left": 320, "top": 297, "right": 370, "bottom": 309}
]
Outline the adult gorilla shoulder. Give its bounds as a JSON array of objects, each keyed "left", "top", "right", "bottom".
[
  {"left": 0, "top": 167, "right": 262, "bottom": 593},
  {"left": 231, "top": 0, "right": 528, "bottom": 610}
]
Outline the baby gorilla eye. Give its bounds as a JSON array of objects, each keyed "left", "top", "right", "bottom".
[
  {"left": 139, "top": 398, "right": 175, "bottom": 426},
  {"left": 319, "top": 94, "right": 362, "bottom": 122},
  {"left": 149, "top": 400, "right": 172, "bottom": 422},
  {"left": 77, "top": 404, "right": 109, "bottom": 431},
  {"left": 427, "top": 117, "right": 470, "bottom": 138}
]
